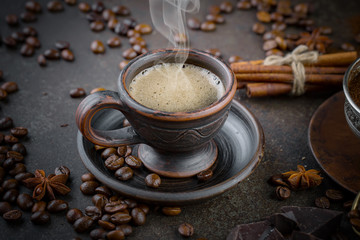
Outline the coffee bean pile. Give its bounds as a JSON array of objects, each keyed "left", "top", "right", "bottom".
[{"left": 314, "top": 189, "right": 344, "bottom": 209}]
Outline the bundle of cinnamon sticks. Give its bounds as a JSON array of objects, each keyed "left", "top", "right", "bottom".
[{"left": 231, "top": 51, "right": 357, "bottom": 97}]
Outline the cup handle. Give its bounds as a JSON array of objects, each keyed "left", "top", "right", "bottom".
[{"left": 76, "top": 90, "right": 143, "bottom": 147}]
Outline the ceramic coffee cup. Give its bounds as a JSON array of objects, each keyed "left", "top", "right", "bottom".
[
  {"left": 76, "top": 49, "right": 236, "bottom": 177},
  {"left": 343, "top": 57, "right": 360, "bottom": 138}
]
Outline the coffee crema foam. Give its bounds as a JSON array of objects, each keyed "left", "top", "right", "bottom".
[{"left": 128, "top": 63, "right": 225, "bottom": 112}]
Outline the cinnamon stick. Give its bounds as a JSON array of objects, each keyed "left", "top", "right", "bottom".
[
  {"left": 232, "top": 64, "right": 347, "bottom": 74},
  {"left": 235, "top": 73, "right": 343, "bottom": 86},
  {"left": 245, "top": 83, "right": 329, "bottom": 97}
]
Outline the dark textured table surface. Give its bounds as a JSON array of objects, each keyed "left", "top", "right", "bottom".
[{"left": 0, "top": 0, "right": 359, "bottom": 239}]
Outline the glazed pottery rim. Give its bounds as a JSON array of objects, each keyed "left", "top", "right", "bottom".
[
  {"left": 343, "top": 57, "right": 360, "bottom": 114},
  {"left": 118, "top": 48, "right": 237, "bottom": 122},
  {"left": 77, "top": 100, "right": 265, "bottom": 204}
]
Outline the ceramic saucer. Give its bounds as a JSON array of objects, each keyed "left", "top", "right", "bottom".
[
  {"left": 78, "top": 100, "right": 264, "bottom": 205},
  {"left": 309, "top": 91, "right": 360, "bottom": 194}
]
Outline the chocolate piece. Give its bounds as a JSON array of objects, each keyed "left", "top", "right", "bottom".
[
  {"left": 269, "top": 212, "right": 298, "bottom": 236},
  {"left": 226, "top": 221, "right": 285, "bottom": 240},
  {"left": 291, "top": 231, "right": 322, "bottom": 240}
]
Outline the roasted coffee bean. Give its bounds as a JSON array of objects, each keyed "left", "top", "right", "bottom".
[
  {"left": 32, "top": 201, "right": 47, "bottom": 213},
  {"left": 265, "top": 49, "right": 283, "bottom": 57},
  {"left": 81, "top": 172, "right": 96, "bottom": 182},
  {"left": 2, "top": 179, "right": 19, "bottom": 191},
  {"left": 74, "top": 216, "right": 95, "bottom": 233},
  {"left": 11, "top": 32, "right": 26, "bottom": 43},
  {"left": 325, "top": 189, "right": 344, "bottom": 201},
  {"left": 95, "top": 145, "right": 106, "bottom": 151},
  {"left": 129, "top": 37, "right": 146, "bottom": 47},
  {"left": 122, "top": 18, "right": 137, "bottom": 29},
  {"left": 136, "top": 203, "right": 149, "bottom": 215},
  {"left": 162, "top": 206, "right": 181, "bottom": 216},
  {"left": 252, "top": 22, "right": 266, "bottom": 34},
  {"left": 15, "top": 172, "right": 34, "bottom": 182},
  {"left": 104, "top": 201, "right": 127, "bottom": 213},
  {"left": 114, "top": 23, "right": 129, "bottom": 36},
  {"left": 92, "top": 194, "right": 108, "bottom": 209},
  {"left": 44, "top": 49, "right": 60, "bottom": 59},
  {"left": 117, "top": 146, "right": 132, "bottom": 157},
  {"left": 205, "top": 48, "right": 221, "bottom": 58},
  {"left": 205, "top": 14, "right": 225, "bottom": 24},
  {"left": 298, "top": 19, "right": 314, "bottom": 27},
  {"left": 90, "top": 40, "right": 105, "bottom": 54},
  {"left": 350, "top": 218, "right": 360, "bottom": 230},
  {"left": 119, "top": 60, "right": 129, "bottom": 70},
  {"left": 65, "top": 0, "right": 76, "bottom": 5},
  {"left": 60, "top": 49, "right": 74, "bottom": 62},
  {"left": 107, "top": 230, "right": 125, "bottom": 240},
  {"left": 6, "top": 14, "right": 19, "bottom": 26},
  {"left": 3, "top": 158, "right": 15, "bottom": 170},
  {"left": 0, "top": 89, "right": 7, "bottom": 101},
  {"left": 112, "top": 5, "right": 130, "bottom": 16},
  {"left": 3, "top": 36, "right": 17, "bottom": 48},
  {"left": 9, "top": 163, "right": 26, "bottom": 176},
  {"left": 275, "top": 186, "right": 291, "bottom": 200},
  {"left": 2, "top": 82, "right": 19, "bottom": 93},
  {"left": 47, "top": 1, "right": 64, "bottom": 12},
  {"left": 109, "top": 196, "right": 119, "bottom": 202},
  {"left": 3, "top": 189, "right": 19, "bottom": 203},
  {"left": 92, "top": 1, "right": 105, "bottom": 13},
  {"left": 11, "top": 127, "right": 28, "bottom": 138},
  {"left": 110, "top": 211, "right": 132, "bottom": 224},
  {"left": 7, "top": 151, "right": 24, "bottom": 162},
  {"left": 284, "top": 17, "right": 298, "bottom": 25},
  {"left": 101, "top": 148, "right": 117, "bottom": 159},
  {"left": 228, "top": 55, "right": 243, "bottom": 64},
  {"left": 31, "top": 211, "right": 50, "bottom": 225},
  {"left": 263, "top": 40, "right": 277, "bottom": 51},
  {"left": 200, "top": 21, "right": 216, "bottom": 32},
  {"left": 115, "top": 167, "right": 133, "bottom": 181},
  {"left": 257, "top": 11, "right": 271, "bottom": 22},
  {"left": 17, "top": 193, "right": 34, "bottom": 210},
  {"left": 178, "top": 223, "right": 194, "bottom": 237},
  {"left": 37, "top": 54, "right": 47, "bottom": 66},
  {"left": 123, "top": 199, "right": 137, "bottom": 209},
  {"left": 85, "top": 206, "right": 102, "bottom": 221},
  {"left": 0, "top": 117, "right": 13, "bottom": 130},
  {"left": 187, "top": 18, "right": 201, "bottom": 30},
  {"left": 3, "top": 209, "right": 22, "bottom": 222},
  {"left": 70, "top": 88, "right": 86, "bottom": 98},
  {"left": 78, "top": 2, "right": 91, "bottom": 12},
  {"left": 319, "top": 26, "right": 332, "bottom": 35},
  {"left": 102, "top": 9, "right": 115, "bottom": 21},
  {"left": 12, "top": 143, "right": 26, "bottom": 156},
  {"left": 101, "top": 214, "right": 111, "bottom": 222},
  {"left": 98, "top": 219, "right": 115, "bottom": 230},
  {"left": 208, "top": 5, "right": 220, "bottom": 14},
  {"left": 125, "top": 155, "right": 142, "bottom": 168},
  {"left": 80, "top": 181, "right": 99, "bottom": 195},
  {"left": 23, "top": 26, "right": 37, "bottom": 37},
  {"left": 55, "top": 166, "right": 70, "bottom": 176},
  {"left": 0, "top": 202, "right": 12, "bottom": 214},
  {"left": 107, "top": 37, "right": 121, "bottom": 48},
  {"left": 348, "top": 209, "right": 360, "bottom": 219},
  {"left": 86, "top": 12, "right": 103, "bottom": 22},
  {"left": 90, "top": 87, "right": 106, "bottom": 94},
  {"left": 90, "top": 228, "right": 107, "bottom": 239},
  {"left": 5, "top": 135, "right": 19, "bottom": 144},
  {"left": 90, "top": 20, "right": 105, "bottom": 32},
  {"left": 66, "top": 208, "right": 83, "bottom": 224},
  {"left": 275, "top": 36, "right": 287, "bottom": 50},
  {"left": 343, "top": 200, "right": 354, "bottom": 210},
  {"left": 270, "top": 12, "right": 284, "bottom": 22},
  {"left": 116, "top": 224, "right": 132, "bottom": 236},
  {"left": 220, "top": 1, "right": 233, "bottom": 13},
  {"left": 107, "top": 18, "right": 119, "bottom": 30},
  {"left": 145, "top": 173, "right": 161, "bottom": 188},
  {"left": 197, "top": 169, "right": 213, "bottom": 181},
  {"left": 47, "top": 199, "right": 69, "bottom": 213},
  {"left": 237, "top": 1, "right": 252, "bottom": 10},
  {"left": 341, "top": 42, "right": 355, "bottom": 51},
  {"left": 95, "top": 185, "right": 112, "bottom": 197},
  {"left": 20, "top": 11, "right": 37, "bottom": 22},
  {"left": 0, "top": 147, "right": 10, "bottom": 155},
  {"left": 272, "top": 22, "right": 286, "bottom": 31},
  {"left": 131, "top": 207, "right": 146, "bottom": 226},
  {"left": 122, "top": 48, "right": 137, "bottom": 60},
  {"left": 127, "top": 29, "right": 140, "bottom": 38},
  {"left": 135, "top": 24, "right": 152, "bottom": 35}
]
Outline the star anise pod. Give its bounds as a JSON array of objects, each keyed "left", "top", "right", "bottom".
[
  {"left": 295, "top": 28, "right": 333, "bottom": 53},
  {"left": 281, "top": 165, "right": 322, "bottom": 190},
  {"left": 23, "top": 169, "right": 71, "bottom": 200}
]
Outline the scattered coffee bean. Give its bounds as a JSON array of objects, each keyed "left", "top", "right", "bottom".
[
  {"left": 131, "top": 207, "right": 146, "bottom": 226},
  {"left": 135, "top": 24, "right": 152, "bottom": 35},
  {"left": 32, "top": 201, "right": 47, "bottom": 213},
  {"left": 2, "top": 179, "right": 19, "bottom": 191},
  {"left": 105, "top": 155, "right": 124, "bottom": 171},
  {"left": 55, "top": 41, "right": 70, "bottom": 50},
  {"left": 275, "top": 186, "right": 291, "bottom": 200},
  {"left": 81, "top": 172, "right": 96, "bottom": 182},
  {"left": 20, "top": 11, "right": 37, "bottom": 22},
  {"left": 73, "top": 216, "right": 95, "bottom": 233},
  {"left": 92, "top": 194, "right": 108, "bottom": 209},
  {"left": 115, "top": 167, "right": 133, "bottom": 181},
  {"left": 9, "top": 163, "right": 26, "bottom": 176},
  {"left": 206, "top": 14, "right": 225, "bottom": 24},
  {"left": 65, "top": 0, "right": 76, "bottom": 6},
  {"left": 47, "top": 199, "right": 68, "bottom": 213},
  {"left": 107, "top": 37, "right": 121, "bottom": 48},
  {"left": 47, "top": 1, "right": 64, "bottom": 12},
  {"left": 3, "top": 158, "right": 15, "bottom": 170},
  {"left": 263, "top": 39, "right": 277, "bottom": 51},
  {"left": 90, "top": 228, "right": 107, "bottom": 239},
  {"left": 265, "top": 49, "right": 283, "bottom": 57},
  {"left": 201, "top": 21, "right": 216, "bottom": 32},
  {"left": 110, "top": 211, "right": 132, "bottom": 225},
  {"left": 37, "top": 54, "right": 47, "bottom": 66},
  {"left": 125, "top": 155, "right": 142, "bottom": 168},
  {"left": 85, "top": 206, "right": 102, "bottom": 221},
  {"left": 11, "top": 32, "right": 26, "bottom": 43},
  {"left": 104, "top": 201, "right": 127, "bottom": 214},
  {"left": 117, "top": 146, "right": 132, "bottom": 157},
  {"left": 257, "top": 11, "right": 271, "bottom": 22},
  {"left": 319, "top": 26, "right": 332, "bottom": 35},
  {"left": 162, "top": 207, "right": 181, "bottom": 216},
  {"left": 92, "top": 1, "right": 105, "bottom": 13},
  {"left": 7, "top": 151, "right": 24, "bottom": 162},
  {"left": 270, "top": 12, "right": 284, "bottom": 22},
  {"left": 178, "top": 223, "right": 194, "bottom": 237},
  {"left": 123, "top": 18, "right": 137, "bottom": 29},
  {"left": 343, "top": 200, "right": 353, "bottom": 210},
  {"left": 228, "top": 55, "right": 243, "bottom": 64},
  {"left": 341, "top": 42, "right": 355, "bottom": 51},
  {"left": 0, "top": 202, "right": 12, "bottom": 214},
  {"left": 129, "top": 36, "right": 146, "bottom": 47},
  {"left": 0, "top": 117, "right": 13, "bottom": 130},
  {"left": 1, "top": 82, "right": 19, "bottom": 94},
  {"left": 5, "top": 135, "right": 19, "bottom": 144},
  {"left": 23, "top": 26, "right": 37, "bottom": 37},
  {"left": 78, "top": 2, "right": 91, "bottom": 12},
  {"left": 187, "top": 17, "right": 201, "bottom": 30},
  {"left": 31, "top": 210, "right": 51, "bottom": 225},
  {"left": 66, "top": 208, "right": 84, "bottom": 224},
  {"left": 3, "top": 36, "right": 17, "bottom": 48},
  {"left": 119, "top": 60, "right": 129, "bottom": 70},
  {"left": 112, "top": 5, "right": 130, "bottom": 16},
  {"left": 70, "top": 88, "right": 86, "bottom": 98},
  {"left": 102, "top": 9, "right": 115, "bottom": 21},
  {"left": 145, "top": 173, "right": 161, "bottom": 188},
  {"left": 350, "top": 218, "right": 360, "bottom": 230},
  {"left": 275, "top": 36, "right": 287, "bottom": 50},
  {"left": 127, "top": 29, "right": 140, "bottom": 38},
  {"left": 5, "top": 14, "right": 19, "bottom": 26},
  {"left": 10, "top": 127, "right": 28, "bottom": 138},
  {"left": 55, "top": 166, "right": 70, "bottom": 176},
  {"left": 114, "top": 22, "right": 129, "bottom": 36},
  {"left": 325, "top": 189, "right": 344, "bottom": 201},
  {"left": 15, "top": 172, "right": 34, "bottom": 182},
  {"left": 80, "top": 181, "right": 99, "bottom": 195},
  {"left": 3, "top": 209, "right": 22, "bottom": 222},
  {"left": 101, "top": 213, "right": 111, "bottom": 221},
  {"left": 252, "top": 22, "right": 266, "bottom": 34},
  {"left": 205, "top": 48, "right": 221, "bottom": 58},
  {"left": 25, "top": 0, "right": 42, "bottom": 12},
  {"left": 90, "top": 40, "right": 105, "bottom": 54},
  {"left": 107, "top": 230, "right": 125, "bottom": 240},
  {"left": 44, "top": 49, "right": 60, "bottom": 59},
  {"left": 86, "top": 12, "right": 103, "bottom": 22},
  {"left": 107, "top": 18, "right": 119, "bottom": 30},
  {"left": 208, "top": 5, "right": 220, "bottom": 14},
  {"left": 101, "top": 148, "right": 117, "bottom": 159},
  {"left": 237, "top": 1, "right": 252, "bottom": 10},
  {"left": 90, "top": 20, "right": 105, "bottom": 32},
  {"left": 95, "top": 185, "right": 112, "bottom": 197},
  {"left": 116, "top": 224, "right": 132, "bottom": 236},
  {"left": 220, "top": 1, "right": 233, "bottom": 13},
  {"left": 17, "top": 193, "right": 34, "bottom": 211},
  {"left": 61, "top": 49, "right": 75, "bottom": 61},
  {"left": 20, "top": 44, "right": 35, "bottom": 57},
  {"left": 98, "top": 219, "right": 115, "bottom": 230},
  {"left": 272, "top": 22, "right": 286, "bottom": 31},
  {"left": 137, "top": 204, "right": 149, "bottom": 215}
]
